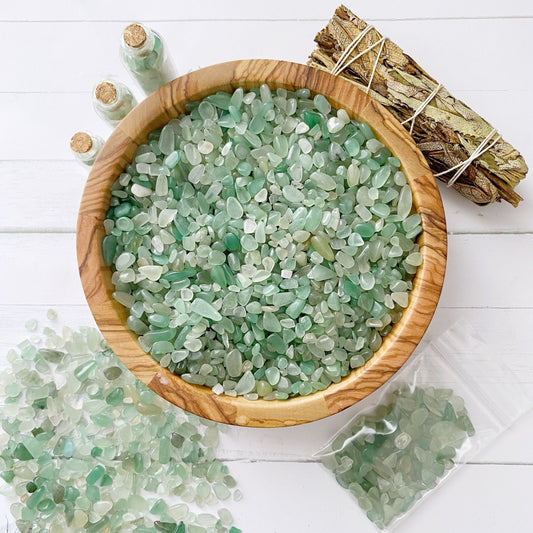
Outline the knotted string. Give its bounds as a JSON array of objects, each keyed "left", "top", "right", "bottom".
[
  {"left": 332, "top": 36, "right": 388, "bottom": 78},
  {"left": 400, "top": 83, "right": 442, "bottom": 134},
  {"left": 331, "top": 25, "right": 376, "bottom": 76},
  {"left": 435, "top": 128, "right": 501, "bottom": 186},
  {"left": 365, "top": 38, "right": 385, "bottom": 94},
  {"left": 331, "top": 27, "right": 501, "bottom": 186}
]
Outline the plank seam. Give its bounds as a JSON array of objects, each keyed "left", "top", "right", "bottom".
[{"left": 0, "top": 16, "right": 532, "bottom": 22}]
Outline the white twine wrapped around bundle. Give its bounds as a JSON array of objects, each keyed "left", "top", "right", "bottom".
[{"left": 331, "top": 30, "right": 501, "bottom": 187}]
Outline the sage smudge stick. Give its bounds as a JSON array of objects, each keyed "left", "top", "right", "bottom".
[{"left": 308, "top": 5, "right": 528, "bottom": 206}]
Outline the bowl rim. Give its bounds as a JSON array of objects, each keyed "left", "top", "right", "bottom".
[{"left": 76, "top": 59, "right": 447, "bottom": 428}]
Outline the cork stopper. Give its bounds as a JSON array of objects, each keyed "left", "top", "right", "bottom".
[
  {"left": 70, "top": 132, "right": 93, "bottom": 154},
  {"left": 123, "top": 23, "right": 147, "bottom": 48},
  {"left": 95, "top": 81, "right": 117, "bottom": 104}
]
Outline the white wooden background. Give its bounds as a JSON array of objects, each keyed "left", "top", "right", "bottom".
[{"left": 1, "top": 1, "right": 532, "bottom": 531}]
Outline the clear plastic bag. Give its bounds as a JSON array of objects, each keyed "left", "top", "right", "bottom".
[{"left": 315, "top": 323, "right": 532, "bottom": 531}]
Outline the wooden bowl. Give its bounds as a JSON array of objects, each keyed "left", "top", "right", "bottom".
[{"left": 77, "top": 59, "right": 446, "bottom": 428}]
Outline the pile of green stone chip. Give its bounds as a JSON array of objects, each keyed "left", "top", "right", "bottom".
[
  {"left": 0, "top": 315, "right": 241, "bottom": 533},
  {"left": 103, "top": 84, "right": 423, "bottom": 399},
  {"left": 321, "top": 386, "right": 475, "bottom": 529}
]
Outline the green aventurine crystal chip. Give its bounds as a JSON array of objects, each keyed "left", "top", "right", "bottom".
[
  {"left": 0, "top": 319, "right": 241, "bottom": 533},
  {"left": 263, "top": 312, "right": 281, "bottom": 333},
  {"left": 190, "top": 298, "right": 222, "bottom": 322},
  {"left": 86, "top": 465, "right": 105, "bottom": 485},
  {"left": 321, "top": 386, "right": 474, "bottom": 529},
  {"left": 102, "top": 235, "right": 117, "bottom": 266},
  {"left": 14, "top": 443, "right": 33, "bottom": 461},
  {"left": 104, "top": 84, "right": 421, "bottom": 400},
  {"left": 74, "top": 361, "right": 97, "bottom": 382},
  {"left": 223, "top": 233, "right": 241, "bottom": 252}
]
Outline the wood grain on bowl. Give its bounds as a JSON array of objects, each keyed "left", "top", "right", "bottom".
[{"left": 77, "top": 59, "right": 446, "bottom": 427}]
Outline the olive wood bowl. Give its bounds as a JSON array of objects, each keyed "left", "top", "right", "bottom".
[{"left": 77, "top": 59, "right": 447, "bottom": 428}]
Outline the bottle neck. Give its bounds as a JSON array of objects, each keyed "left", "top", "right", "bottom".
[
  {"left": 121, "top": 24, "right": 156, "bottom": 59},
  {"left": 95, "top": 81, "right": 127, "bottom": 111},
  {"left": 70, "top": 132, "right": 103, "bottom": 164}
]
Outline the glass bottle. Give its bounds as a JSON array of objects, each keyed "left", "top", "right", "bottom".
[
  {"left": 70, "top": 131, "right": 104, "bottom": 167},
  {"left": 92, "top": 79, "right": 137, "bottom": 126},
  {"left": 120, "top": 23, "right": 177, "bottom": 95}
]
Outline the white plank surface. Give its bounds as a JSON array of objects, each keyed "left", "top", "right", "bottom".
[
  {"left": 1, "top": 1, "right": 532, "bottom": 531},
  {"left": 1, "top": 20, "right": 531, "bottom": 94},
  {"left": 224, "top": 463, "right": 533, "bottom": 533},
  {"left": 1, "top": 0, "right": 531, "bottom": 20}
]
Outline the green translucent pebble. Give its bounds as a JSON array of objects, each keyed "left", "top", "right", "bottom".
[
  {"left": 403, "top": 213, "right": 422, "bottom": 233},
  {"left": 240, "top": 234, "right": 258, "bottom": 251},
  {"left": 91, "top": 446, "right": 103, "bottom": 457},
  {"left": 372, "top": 166, "right": 392, "bottom": 188},
  {"left": 190, "top": 299, "right": 222, "bottom": 322},
  {"left": 249, "top": 115, "right": 266, "bottom": 134},
  {"left": 163, "top": 151, "right": 180, "bottom": 168},
  {"left": 206, "top": 92, "right": 231, "bottom": 109},
  {"left": 256, "top": 380, "right": 272, "bottom": 397},
  {"left": 90, "top": 413, "right": 113, "bottom": 427},
  {"left": 26, "top": 486, "right": 45, "bottom": 509},
  {"left": 304, "top": 206, "right": 323, "bottom": 232},
  {"left": 310, "top": 235, "right": 335, "bottom": 261},
  {"left": 137, "top": 527, "right": 157, "bottom": 533},
  {"left": 311, "top": 265, "right": 336, "bottom": 282},
  {"left": 105, "top": 387, "right": 124, "bottom": 406},
  {"left": 224, "top": 232, "right": 241, "bottom": 252},
  {"left": 159, "top": 438, "right": 171, "bottom": 464},
  {"left": 74, "top": 361, "right": 97, "bottom": 382},
  {"left": 366, "top": 159, "right": 380, "bottom": 171},
  {"left": 285, "top": 299, "right": 306, "bottom": 319},
  {"left": 14, "top": 443, "right": 33, "bottom": 461},
  {"left": 219, "top": 113, "right": 236, "bottom": 128},
  {"left": 226, "top": 197, "right": 244, "bottom": 219},
  {"left": 213, "top": 482, "right": 231, "bottom": 500},
  {"left": 25, "top": 318, "right": 38, "bottom": 331},
  {"left": 228, "top": 105, "right": 241, "bottom": 123},
  {"left": 86, "top": 465, "right": 105, "bottom": 485},
  {"left": 148, "top": 313, "right": 171, "bottom": 328},
  {"left": 113, "top": 202, "right": 132, "bottom": 218},
  {"left": 355, "top": 222, "right": 375, "bottom": 239},
  {"left": 311, "top": 171, "right": 337, "bottom": 191},
  {"left": 265, "top": 366, "right": 281, "bottom": 386},
  {"left": 282, "top": 184, "right": 304, "bottom": 203},
  {"left": 116, "top": 217, "right": 134, "bottom": 232},
  {"left": 210, "top": 265, "right": 227, "bottom": 288},
  {"left": 263, "top": 312, "right": 281, "bottom": 333},
  {"left": 102, "top": 236, "right": 118, "bottom": 266},
  {"left": 359, "top": 122, "right": 375, "bottom": 140},
  {"left": 159, "top": 125, "right": 175, "bottom": 155},
  {"left": 5, "top": 382, "right": 21, "bottom": 397},
  {"left": 64, "top": 486, "right": 80, "bottom": 502},
  {"left": 397, "top": 184, "right": 413, "bottom": 220},
  {"left": 314, "top": 94, "right": 331, "bottom": 114},
  {"left": 231, "top": 87, "right": 244, "bottom": 108},
  {"left": 303, "top": 110, "right": 322, "bottom": 128},
  {"left": 344, "top": 137, "right": 360, "bottom": 157}
]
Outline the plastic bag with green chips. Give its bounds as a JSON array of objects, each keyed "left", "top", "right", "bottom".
[{"left": 315, "top": 323, "right": 531, "bottom": 531}]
